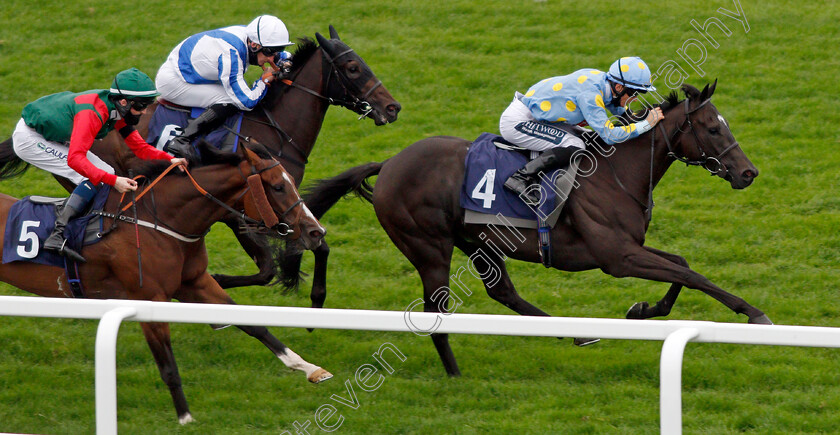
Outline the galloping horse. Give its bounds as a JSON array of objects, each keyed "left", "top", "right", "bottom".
[
  {"left": 0, "top": 142, "right": 329, "bottom": 423},
  {"left": 0, "top": 26, "right": 400, "bottom": 294},
  {"left": 295, "top": 82, "right": 773, "bottom": 376}
]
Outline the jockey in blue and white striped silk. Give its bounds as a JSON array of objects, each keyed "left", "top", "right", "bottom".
[
  {"left": 500, "top": 56, "right": 665, "bottom": 204},
  {"left": 156, "top": 15, "right": 294, "bottom": 157}
]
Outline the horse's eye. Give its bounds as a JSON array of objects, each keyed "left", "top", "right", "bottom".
[
  {"left": 272, "top": 184, "right": 285, "bottom": 192},
  {"left": 709, "top": 127, "right": 720, "bottom": 135}
]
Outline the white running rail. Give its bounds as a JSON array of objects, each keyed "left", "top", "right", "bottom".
[{"left": 2, "top": 295, "right": 840, "bottom": 435}]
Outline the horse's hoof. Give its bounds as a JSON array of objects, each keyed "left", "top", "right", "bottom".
[
  {"left": 306, "top": 328, "right": 316, "bottom": 333},
  {"left": 178, "top": 413, "right": 194, "bottom": 425},
  {"left": 626, "top": 302, "right": 649, "bottom": 319},
  {"left": 749, "top": 314, "right": 773, "bottom": 325},
  {"left": 574, "top": 338, "right": 600, "bottom": 347},
  {"left": 308, "top": 368, "right": 333, "bottom": 383}
]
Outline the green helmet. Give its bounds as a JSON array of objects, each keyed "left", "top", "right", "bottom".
[{"left": 109, "top": 68, "right": 159, "bottom": 101}]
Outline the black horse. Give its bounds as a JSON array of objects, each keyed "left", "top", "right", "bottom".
[
  {"left": 293, "top": 82, "right": 773, "bottom": 376},
  {"left": 0, "top": 26, "right": 400, "bottom": 294}
]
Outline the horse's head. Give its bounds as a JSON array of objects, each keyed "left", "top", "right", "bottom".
[
  {"left": 315, "top": 25, "right": 401, "bottom": 125},
  {"left": 239, "top": 143, "right": 325, "bottom": 250},
  {"left": 668, "top": 81, "right": 758, "bottom": 189}
]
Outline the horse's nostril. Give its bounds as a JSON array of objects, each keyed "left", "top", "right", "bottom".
[
  {"left": 743, "top": 169, "right": 756, "bottom": 179},
  {"left": 310, "top": 230, "right": 324, "bottom": 240},
  {"left": 388, "top": 103, "right": 401, "bottom": 115}
]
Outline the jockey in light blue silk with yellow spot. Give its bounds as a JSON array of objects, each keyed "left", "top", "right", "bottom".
[{"left": 500, "top": 56, "right": 665, "bottom": 204}]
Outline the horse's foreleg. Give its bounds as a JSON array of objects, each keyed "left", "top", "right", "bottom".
[
  {"left": 175, "top": 273, "right": 332, "bottom": 384},
  {"left": 625, "top": 247, "right": 686, "bottom": 319},
  {"left": 610, "top": 246, "right": 771, "bottom": 324},
  {"left": 309, "top": 241, "right": 329, "bottom": 309},
  {"left": 140, "top": 322, "right": 193, "bottom": 424},
  {"left": 211, "top": 218, "right": 276, "bottom": 289}
]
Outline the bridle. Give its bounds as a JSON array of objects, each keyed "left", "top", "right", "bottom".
[
  {"left": 278, "top": 44, "right": 380, "bottom": 118},
  {"left": 606, "top": 97, "right": 741, "bottom": 222},
  {"left": 660, "top": 98, "right": 741, "bottom": 177},
  {"left": 246, "top": 41, "right": 381, "bottom": 168},
  {"left": 111, "top": 154, "right": 303, "bottom": 240}
]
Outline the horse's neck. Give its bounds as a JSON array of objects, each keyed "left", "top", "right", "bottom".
[
  {"left": 261, "top": 49, "right": 330, "bottom": 164},
  {"left": 114, "top": 167, "right": 244, "bottom": 237},
  {"left": 606, "top": 112, "right": 684, "bottom": 197}
]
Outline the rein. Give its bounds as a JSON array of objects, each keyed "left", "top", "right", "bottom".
[
  {"left": 605, "top": 97, "right": 739, "bottom": 221},
  {"left": 110, "top": 160, "right": 300, "bottom": 241}
]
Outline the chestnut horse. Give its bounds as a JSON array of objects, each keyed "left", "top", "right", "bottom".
[
  {"left": 0, "top": 26, "right": 400, "bottom": 296},
  {"left": 0, "top": 142, "right": 329, "bottom": 423},
  {"left": 295, "top": 82, "right": 773, "bottom": 376}
]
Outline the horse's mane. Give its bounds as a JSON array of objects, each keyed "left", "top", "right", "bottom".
[
  {"left": 259, "top": 38, "right": 319, "bottom": 108},
  {"left": 288, "top": 38, "right": 319, "bottom": 74}
]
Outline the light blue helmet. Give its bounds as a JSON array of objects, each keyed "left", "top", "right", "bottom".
[{"left": 608, "top": 57, "right": 656, "bottom": 92}]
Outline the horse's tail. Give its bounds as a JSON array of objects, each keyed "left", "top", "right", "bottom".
[
  {"left": 0, "top": 137, "right": 30, "bottom": 180},
  {"left": 303, "top": 161, "right": 383, "bottom": 218},
  {"left": 278, "top": 161, "right": 383, "bottom": 292}
]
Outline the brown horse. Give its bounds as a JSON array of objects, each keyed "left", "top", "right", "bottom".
[
  {"left": 0, "top": 26, "right": 400, "bottom": 295},
  {"left": 0, "top": 142, "right": 329, "bottom": 423},
  {"left": 295, "top": 82, "right": 773, "bottom": 376}
]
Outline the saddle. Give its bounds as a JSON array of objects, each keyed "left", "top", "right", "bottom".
[
  {"left": 2, "top": 188, "right": 110, "bottom": 268},
  {"left": 460, "top": 133, "right": 580, "bottom": 230},
  {"left": 146, "top": 100, "right": 245, "bottom": 153}
]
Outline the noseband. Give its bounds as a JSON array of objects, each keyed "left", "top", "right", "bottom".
[{"left": 661, "top": 98, "right": 741, "bottom": 176}]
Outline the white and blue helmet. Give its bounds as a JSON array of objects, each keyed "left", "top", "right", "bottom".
[
  {"left": 246, "top": 15, "right": 294, "bottom": 50},
  {"left": 608, "top": 57, "right": 656, "bottom": 92}
]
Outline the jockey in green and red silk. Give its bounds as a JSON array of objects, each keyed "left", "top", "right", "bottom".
[
  {"left": 499, "top": 56, "right": 665, "bottom": 204},
  {"left": 11, "top": 68, "right": 186, "bottom": 262}
]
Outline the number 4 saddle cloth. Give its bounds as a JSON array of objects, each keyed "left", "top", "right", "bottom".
[
  {"left": 2, "top": 187, "right": 109, "bottom": 267},
  {"left": 459, "top": 133, "right": 579, "bottom": 229}
]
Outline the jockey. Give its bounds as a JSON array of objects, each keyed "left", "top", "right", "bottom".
[
  {"left": 156, "top": 15, "right": 294, "bottom": 157},
  {"left": 11, "top": 68, "right": 186, "bottom": 262},
  {"left": 500, "top": 56, "right": 665, "bottom": 203}
]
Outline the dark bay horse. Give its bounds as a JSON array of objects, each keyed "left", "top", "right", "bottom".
[
  {"left": 0, "top": 143, "right": 330, "bottom": 423},
  {"left": 0, "top": 26, "right": 400, "bottom": 293},
  {"left": 297, "top": 82, "right": 772, "bottom": 376}
]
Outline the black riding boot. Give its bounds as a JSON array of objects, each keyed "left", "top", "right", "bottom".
[
  {"left": 43, "top": 192, "right": 89, "bottom": 263},
  {"left": 165, "top": 103, "right": 239, "bottom": 158},
  {"left": 503, "top": 146, "right": 578, "bottom": 204}
]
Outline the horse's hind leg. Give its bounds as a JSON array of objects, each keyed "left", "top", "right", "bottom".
[
  {"left": 175, "top": 273, "right": 332, "bottom": 383},
  {"left": 626, "top": 247, "right": 686, "bottom": 319},
  {"left": 455, "top": 239, "right": 597, "bottom": 346},
  {"left": 384, "top": 223, "right": 460, "bottom": 376},
  {"left": 609, "top": 246, "right": 771, "bottom": 324},
  {"left": 140, "top": 322, "right": 193, "bottom": 424}
]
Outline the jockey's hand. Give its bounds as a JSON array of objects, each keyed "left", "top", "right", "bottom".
[
  {"left": 261, "top": 68, "right": 276, "bottom": 85},
  {"left": 170, "top": 157, "right": 188, "bottom": 172},
  {"left": 646, "top": 107, "right": 665, "bottom": 126},
  {"left": 114, "top": 176, "right": 138, "bottom": 193}
]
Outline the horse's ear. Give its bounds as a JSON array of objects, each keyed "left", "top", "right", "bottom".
[
  {"left": 707, "top": 78, "right": 718, "bottom": 98},
  {"left": 243, "top": 146, "right": 261, "bottom": 167},
  {"left": 681, "top": 83, "right": 701, "bottom": 100},
  {"left": 329, "top": 25, "right": 340, "bottom": 40},
  {"left": 315, "top": 32, "right": 330, "bottom": 49}
]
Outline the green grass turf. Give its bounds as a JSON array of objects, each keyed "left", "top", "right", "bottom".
[{"left": 1, "top": 0, "right": 839, "bottom": 433}]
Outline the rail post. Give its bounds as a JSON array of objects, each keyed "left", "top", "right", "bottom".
[{"left": 95, "top": 306, "right": 137, "bottom": 435}]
